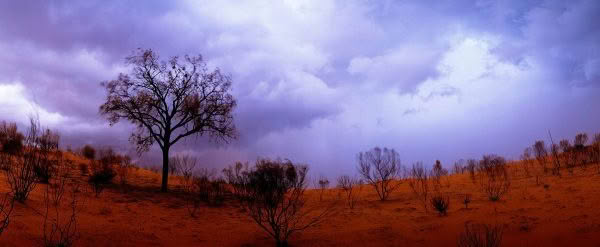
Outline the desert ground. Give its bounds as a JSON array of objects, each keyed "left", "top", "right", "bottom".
[{"left": 0, "top": 152, "right": 599, "bottom": 247}]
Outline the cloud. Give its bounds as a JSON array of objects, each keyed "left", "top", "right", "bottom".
[{"left": 0, "top": 0, "right": 599, "bottom": 178}]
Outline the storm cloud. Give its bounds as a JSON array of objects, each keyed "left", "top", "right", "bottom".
[{"left": 0, "top": 0, "right": 599, "bottom": 178}]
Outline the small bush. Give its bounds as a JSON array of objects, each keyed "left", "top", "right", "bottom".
[
  {"left": 337, "top": 175, "right": 362, "bottom": 209},
  {"left": 477, "top": 155, "right": 510, "bottom": 202},
  {"left": 0, "top": 121, "right": 24, "bottom": 155},
  {"left": 317, "top": 176, "right": 330, "bottom": 201},
  {"left": 0, "top": 193, "right": 14, "bottom": 236},
  {"left": 88, "top": 158, "right": 116, "bottom": 197},
  {"left": 408, "top": 162, "right": 430, "bottom": 213},
  {"left": 463, "top": 194, "right": 472, "bottom": 209},
  {"left": 5, "top": 118, "right": 42, "bottom": 202},
  {"left": 457, "top": 223, "right": 503, "bottom": 247},
  {"left": 78, "top": 163, "right": 88, "bottom": 176},
  {"left": 430, "top": 195, "right": 449, "bottom": 216},
  {"left": 81, "top": 145, "right": 95, "bottom": 160}
]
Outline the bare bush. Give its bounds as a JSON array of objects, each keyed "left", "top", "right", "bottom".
[
  {"left": 453, "top": 159, "right": 465, "bottom": 174},
  {"left": 171, "top": 154, "right": 197, "bottom": 182},
  {"left": 33, "top": 129, "right": 61, "bottom": 184},
  {"left": 5, "top": 118, "right": 42, "bottom": 202},
  {"left": 116, "top": 155, "right": 132, "bottom": 186},
  {"left": 81, "top": 145, "right": 96, "bottom": 160},
  {"left": 408, "top": 162, "right": 430, "bottom": 213},
  {"left": 317, "top": 176, "right": 330, "bottom": 201},
  {"left": 88, "top": 148, "right": 117, "bottom": 197},
  {"left": 520, "top": 148, "right": 534, "bottom": 177},
  {"left": 0, "top": 121, "right": 24, "bottom": 156},
  {"left": 0, "top": 193, "right": 14, "bottom": 236},
  {"left": 533, "top": 141, "right": 548, "bottom": 173},
  {"left": 574, "top": 133, "right": 589, "bottom": 167},
  {"left": 223, "top": 161, "right": 247, "bottom": 198},
  {"left": 466, "top": 159, "right": 477, "bottom": 183},
  {"left": 430, "top": 195, "right": 449, "bottom": 216},
  {"left": 463, "top": 194, "right": 472, "bottom": 209},
  {"left": 477, "top": 155, "right": 510, "bottom": 202},
  {"left": 431, "top": 160, "right": 448, "bottom": 191},
  {"left": 337, "top": 175, "right": 362, "bottom": 209},
  {"left": 357, "top": 147, "right": 402, "bottom": 201},
  {"left": 550, "top": 143, "right": 562, "bottom": 176},
  {"left": 457, "top": 223, "right": 503, "bottom": 247},
  {"left": 43, "top": 173, "right": 80, "bottom": 247},
  {"left": 236, "top": 159, "right": 335, "bottom": 247}
]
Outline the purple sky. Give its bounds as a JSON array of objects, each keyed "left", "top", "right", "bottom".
[{"left": 1, "top": 0, "right": 599, "bottom": 178}]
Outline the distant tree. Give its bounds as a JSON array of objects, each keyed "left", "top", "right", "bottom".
[
  {"left": 317, "top": 176, "right": 330, "bottom": 201},
  {"left": 99, "top": 49, "right": 237, "bottom": 192},
  {"left": 520, "top": 148, "right": 533, "bottom": 177},
  {"left": 431, "top": 160, "right": 448, "bottom": 191},
  {"left": 574, "top": 133, "right": 588, "bottom": 150},
  {"left": 593, "top": 133, "right": 600, "bottom": 173},
  {"left": 574, "top": 133, "right": 589, "bottom": 167},
  {"left": 466, "top": 159, "right": 477, "bottom": 183},
  {"left": 452, "top": 159, "right": 465, "bottom": 175},
  {"left": 357, "top": 147, "right": 402, "bottom": 201}
]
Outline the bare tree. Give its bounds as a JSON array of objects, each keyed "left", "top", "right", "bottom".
[
  {"left": 337, "top": 175, "right": 362, "bottom": 209},
  {"left": 408, "top": 162, "right": 430, "bottom": 213},
  {"left": 574, "top": 133, "right": 589, "bottom": 167},
  {"left": 99, "top": 49, "right": 237, "bottom": 192},
  {"left": 222, "top": 161, "right": 247, "bottom": 198},
  {"left": 236, "top": 159, "right": 335, "bottom": 247},
  {"left": 466, "top": 159, "right": 477, "bottom": 183},
  {"left": 357, "top": 147, "right": 402, "bottom": 201}
]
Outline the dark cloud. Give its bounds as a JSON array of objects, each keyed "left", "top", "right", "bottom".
[{"left": 1, "top": 0, "right": 599, "bottom": 178}]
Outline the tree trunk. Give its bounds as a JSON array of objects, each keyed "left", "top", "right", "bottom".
[{"left": 161, "top": 146, "right": 170, "bottom": 192}]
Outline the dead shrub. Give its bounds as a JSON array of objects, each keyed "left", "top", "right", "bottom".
[
  {"left": 236, "top": 158, "right": 336, "bottom": 247},
  {"left": 0, "top": 193, "right": 14, "bottom": 236},
  {"left": 357, "top": 147, "right": 402, "bottom": 201},
  {"left": 223, "top": 161, "right": 247, "bottom": 198},
  {"left": 33, "top": 129, "right": 60, "bottom": 184},
  {"left": 5, "top": 118, "right": 42, "bottom": 202},
  {"left": 533, "top": 141, "right": 548, "bottom": 173},
  {"left": 463, "top": 194, "right": 472, "bottom": 209},
  {"left": 0, "top": 121, "right": 24, "bottom": 156},
  {"left": 42, "top": 179, "right": 81, "bottom": 247},
  {"left": 457, "top": 223, "right": 503, "bottom": 247},
  {"left": 408, "top": 162, "right": 430, "bottom": 213},
  {"left": 430, "top": 195, "right": 449, "bottom": 216},
  {"left": 337, "top": 175, "right": 362, "bottom": 209},
  {"left": 477, "top": 155, "right": 510, "bottom": 202},
  {"left": 431, "top": 160, "right": 448, "bottom": 191}
]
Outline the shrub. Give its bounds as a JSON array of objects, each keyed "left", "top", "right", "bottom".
[
  {"left": 453, "top": 159, "right": 465, "bottom": 174},
  {"left": 430, "top": 195, "right": 449, "bottom": 216},
  {"left": 78, "top": 163, "right": 88, "bottom": 176},
  {"left": 43, "top": 175, "right": 80, "bottom": 247},
  {"left": 223, "top": 161, "right": 246, "bottom": 198},
  {"left": 457, "top": 223, "right": 503, "bottom": 247},
  {"left": 0, "top": 193, "right": 14, "bottom": 236},
  {"left": 236, "top": 158, "right": 335, "bottom": 247},
  {"left": 33, "top": 129, "right": 61, "bottom": 184},
  {"left": 81, "top": 145, "right": 95, "bottom": 160},
  {"left": 408, "top": 162, "right": 430, "bottom": 213},
  {"left": 116, "top": 155, "right": 132, "bottom": 186},
  {"left": 357, "top": 147, "right": 402, "bottom": 201},
  {"left": 89, "top": 167, "right": 116, "bottom": 197},
  {"left": 337, "top": 175, "right": 362, "bottom": 209},
  {"left": 463, "top": 194, "right": 472, "bottom": 209},
  {"left": 0, "top": 121, "right": 24, "bottom": 155},
  {"left": 5, "top": 118, "right": 42, "bottom": 202},
  {"left": 431, "top": 160, "right": 448, "bottom": 191},
  {"left": 477, "top": 155, "right": 510, "bottom": 202},
  {"left": 533, "top": 141, "right": 548, "bottom": 173}
]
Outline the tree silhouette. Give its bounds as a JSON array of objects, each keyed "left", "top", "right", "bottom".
[{"left": 100, "top": 48, "right": 237, "bottom": 192}]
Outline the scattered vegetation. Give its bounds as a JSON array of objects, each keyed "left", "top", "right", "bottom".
[
  {"left": 4, "top": 118, "right": 42, "bottom": 202},
  {"left": 0, "top": 193, "right": 14, "bottom": 236},
  {"left": 42, "top": 171, "right": 81, "bottom": 247}
]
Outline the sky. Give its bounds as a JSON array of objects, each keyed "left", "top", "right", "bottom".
[{"left": 0, "top": 0, "right": 599, "bottom": 179}]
